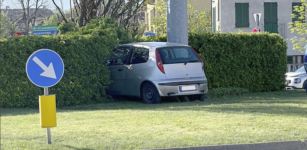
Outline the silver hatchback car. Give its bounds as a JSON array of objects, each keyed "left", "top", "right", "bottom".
[{"left": 105, "top": 42, "right": 208, "bottom": 103}]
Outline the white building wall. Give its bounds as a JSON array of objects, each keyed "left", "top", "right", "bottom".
[{"left": 214, "top": 0, "right": 304, "bottom": 56}]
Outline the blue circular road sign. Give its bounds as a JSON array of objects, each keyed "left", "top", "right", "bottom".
[{"left": 26, "top": 49, "right": 64, "bottom": 87}]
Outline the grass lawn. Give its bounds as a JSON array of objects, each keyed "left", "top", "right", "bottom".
[{"left": 1, "top": 90, "right": 307, "bottom": 150}]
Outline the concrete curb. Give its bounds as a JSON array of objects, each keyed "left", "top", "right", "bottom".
[{"left": 148, "top": 140, "right": 307, "bottom": 150}]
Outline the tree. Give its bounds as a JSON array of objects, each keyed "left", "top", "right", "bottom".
[
  {"left": 0, "top": 0, "right": 3, "bottom": 8},
  {"left": 15, "top": 0, "right": 48, "bottom": 33},
  {"left": 187, "top": 3, "right": 211, "bottom": 33},
  {"left": 152, "top": 0, "right": 167, "bottom": 35},
  {"left": 43, "top": 15, "right": 61, "bottom": 25},
  {"left": 289, "top": 0, "right": 307, "bottom": 53},
  {"left": 51, "top": 0, "right": 146, "bottom": 29},
  {"left": 152, "top": 0, "right": 211, "bottom": 36},
  {"left": 0, "top": 12, "right": 18, "bottom": 37}
]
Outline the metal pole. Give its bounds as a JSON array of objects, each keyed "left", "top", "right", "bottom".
[
  {"left": 167, "top": 0, "right": 188, "bottom": 45},
  {"left": 256, "top": 14, "right": 259, "bottom": 31},
  {"left": 44, "top": 87, "right": 52, "bottom": 144}
]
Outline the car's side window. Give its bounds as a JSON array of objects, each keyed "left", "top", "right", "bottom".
[
  {"left": 107, "top": 47, "right": 130, "bottom": 66},
  {"left": 130, "top": 47, "right": 149, "bottom": 64}
]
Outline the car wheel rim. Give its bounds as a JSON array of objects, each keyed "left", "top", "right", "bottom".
[{"left": 145, "top": 87, "right": 154, "bottom": 100}]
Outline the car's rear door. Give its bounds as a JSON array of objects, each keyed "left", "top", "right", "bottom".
[{"left": 157, "top": 46, "right": 205, "bottom": 79}]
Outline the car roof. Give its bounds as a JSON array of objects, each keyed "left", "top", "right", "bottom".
[{"left": 120, "top": 42, "right": 189, "bottom": 48}]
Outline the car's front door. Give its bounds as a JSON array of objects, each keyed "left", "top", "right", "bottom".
[
  {"left": 125, "top": 46, "right": 150, "bottom": 96},
  {"left": 106, "top": 47, "right": 131, "bottom": 95}
]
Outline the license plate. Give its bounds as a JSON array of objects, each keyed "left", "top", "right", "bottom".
[{"left": 179, "top": 85, "right": 197, "bottom": 92}]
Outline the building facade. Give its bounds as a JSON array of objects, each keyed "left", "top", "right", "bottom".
[{"left": 212, "top": 0, "right": 305, "bottom": 70}]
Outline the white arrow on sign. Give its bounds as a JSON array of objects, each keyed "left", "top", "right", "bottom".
[{"left": 32, "top": 56, "right": 57, "bottom": 79}]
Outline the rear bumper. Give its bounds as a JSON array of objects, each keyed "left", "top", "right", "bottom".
[{"left": 152, "top": 77, "right": 208, "bottom": 97}]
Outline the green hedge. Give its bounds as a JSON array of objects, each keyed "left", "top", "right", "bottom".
[
  {"left": 1, "top": 25, "right": 287, "bottom": 108},
  {"left": 140, "top": 32, "right": 287, "bottom": 92},
  {"left": 0, "top": 18, "right": 129, "bottom": 108}
]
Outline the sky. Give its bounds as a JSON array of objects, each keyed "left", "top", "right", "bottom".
[{"left": 1, "top": 0, "right": 71, "bottom": 11}]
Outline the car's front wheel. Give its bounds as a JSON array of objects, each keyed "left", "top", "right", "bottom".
[
  {"left": 187, "top": 94, "right": 206, "bottom": 101},
  {"left": 141, "top": 82, "right": 161, "bottom": 104}
]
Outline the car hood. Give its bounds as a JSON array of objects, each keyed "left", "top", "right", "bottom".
[{"left": 285, "top": 72, "right": 306, "bottom": 77}]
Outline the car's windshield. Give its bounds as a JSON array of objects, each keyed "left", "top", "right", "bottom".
[{"left": 295, "top": 66, "right": 305, "bottom": 72}]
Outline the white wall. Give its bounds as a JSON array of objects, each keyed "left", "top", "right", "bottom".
[{"left": 215, "top": 0, "right": 304, "bottom": 56}]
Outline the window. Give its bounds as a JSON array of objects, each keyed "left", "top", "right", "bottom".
[
  {"left": 130, "top": 47, "right": 149, "bottom": 64},
  {"left": 107, "top": 47, "right": 130, "bottom": 66},
  {"left": 235, "top": 3, "right": 249, "bottom": 28},
  {"left": 264, "top": 2, "right": 278, "bottom": 33},
  {"left": 158, "top": 47, "right": 200, "bottom": 64},
  {"left": 292, "top": 2, "right": 305, "bottom": 23},
  {"left": 287, "top": 56, "right": 293, "bottom": 64}
]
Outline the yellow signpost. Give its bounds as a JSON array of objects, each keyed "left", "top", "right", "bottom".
[{"left": 39, "top": 95, "right": 57, "bottom": 128}]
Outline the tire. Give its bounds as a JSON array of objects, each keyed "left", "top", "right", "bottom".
[
  {"left": 141, "top": 82, "right": 161, "bottom": 104},
  {"left": 187, "top": 94, "right": 206, "bottom": 101}
]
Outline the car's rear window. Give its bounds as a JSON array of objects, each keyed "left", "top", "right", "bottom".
[{"left": 157, "top": 47, "right": 200, "bottom": 64}]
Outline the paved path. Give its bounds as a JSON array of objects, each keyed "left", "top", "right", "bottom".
[{"left": 146, "top": 140, "right": 307, "bottom": 150}]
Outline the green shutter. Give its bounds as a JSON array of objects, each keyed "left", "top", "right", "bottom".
[
  {"left": 292, "top": 3, "right": 301, "bottom": 22},
  {"left": 242, "top": 3, "right": 249, "bottom": 27},
  {"left": 292, "top": 3, "right": 305, "bottom": 23},
  {"left": 235, "top": 3, "right": 249, "bottom": 28},
  {"left": 264, "top": 2, "right": 278, "bottom": 33},
  {"left": 235, "top": 3, "right": 242, "bottom": 27}
]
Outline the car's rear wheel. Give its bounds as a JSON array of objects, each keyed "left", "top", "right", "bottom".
[
  {"left": 187, "top": 94, "right": 206, "bottom": 101},
  {"left": 141, "top": 82, "right": 161, "bottom": 104}
]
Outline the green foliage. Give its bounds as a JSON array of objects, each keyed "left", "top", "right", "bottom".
[
  {"left": 58, "top": 22, "right": 78, "bottom": 34},
  {"left": 43, "top": 15, "right": 62, "bottom": 26},
  {"left": 138, "top": 34, "right": 167, "bottom": 42},
  {"left": 0, "top": 12, "right": 17, "bottom": 37},
  {"left": 152, "top": 0, "right": 211, "bottom": 35},
  {"left": 152, "top": 0, "right": 167, "bottom": 35},
  {"left": 0, "top": 19, "right": 128, "bottom": 108},
  {"left": 77, "top": 17, "right": 133, "bottom": 44},
  {"left": 139, "top": 32, "right": 287, "bottom": 92},
  {"left": 187, "top": 2, "right": 211, "bottom": 33},
  {"left": 191, "top": 32, "right": 287, "bottom": 92},
  {"left": 289, "top": 0, "right": 307, "bottom": 53},
  {"left": 207, "top": 87, "right": 249, "bottom": 98}
]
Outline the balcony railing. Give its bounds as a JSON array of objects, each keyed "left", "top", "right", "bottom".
[{"left": 287, "top": 63, "right": 304, "bottom": 72}]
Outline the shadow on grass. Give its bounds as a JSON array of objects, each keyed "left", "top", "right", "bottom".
[
  {"left": 1, "top": 90, "right": 306, "bottom": 117},
  {"left": 1, "top": 108, "right": 39, "bottom": 116}
]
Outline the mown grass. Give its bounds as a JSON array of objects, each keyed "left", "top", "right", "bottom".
[{"left": 1, "top": 90, "right": 307, "bottom": 150}]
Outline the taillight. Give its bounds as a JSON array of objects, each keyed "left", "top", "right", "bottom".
[
  {"left": 155, "top": 48, "right": 165, "bottom": 74},
  {"left": 190, "top": 47, "right": 204, "bottom": 71}
]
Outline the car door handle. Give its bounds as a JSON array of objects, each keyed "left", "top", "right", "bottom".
[{"left": 118, "top": 69, "right": 123, "bottom": 71}]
